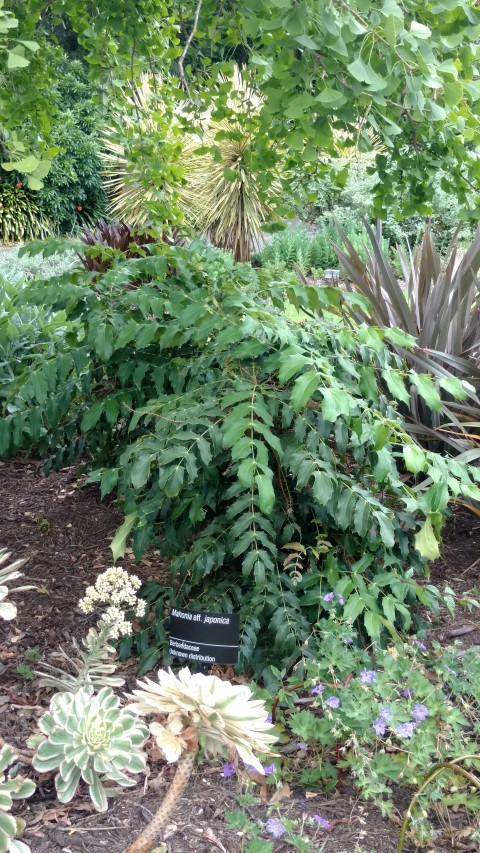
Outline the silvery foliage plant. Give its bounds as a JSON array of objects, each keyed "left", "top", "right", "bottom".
[
  {"left": 0, "top": 744, "right": 35, "bottom": 853},
  {"left": 37, "top": 566, "right": 146, "bottom": 693},
  {"left": 0, "top": 550, "right": 33, "bottom": 622},
  {"left": 33, "top": 688, "right": 148, "bottom": 812}
]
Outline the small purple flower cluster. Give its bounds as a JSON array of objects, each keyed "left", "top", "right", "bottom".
[
  {"left": 313, "top": 814, "right": 331, "bottom": 829},
  {"left": 360, "top": 669, "right": 377, "bottom": 684},
  {"left": 223, "top": 759, "right": 279, "bottom": 778},
  {"left": 265, "top": 817, "right": 286, "bottom": 839},
  {"left": 371, "top": 702, "right": 429, "bottom": 739},
  {"left": 323, "top": 591, "right": 344, "bottom": 605},
  {"left": 265, "top": 814, "right": 331, "bottom": 838}
]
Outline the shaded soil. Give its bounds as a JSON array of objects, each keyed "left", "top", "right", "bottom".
[{"left": 0, "top": 457, "right": 479, "bottom": 853}]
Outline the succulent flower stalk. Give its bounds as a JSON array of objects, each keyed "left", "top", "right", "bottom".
[{"left": 126, "top": 750, "right": 197, "bottom": 853}]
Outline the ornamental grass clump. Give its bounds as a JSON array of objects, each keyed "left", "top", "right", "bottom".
[
  {"left": 126, "top": 667, "right": 278, "bottom": 853},
  {"left": 32, "top": 687, "right": 148, "bottom": 812},
  {"left": 0, "top": 744, "right": 35, "bottom": 853}
]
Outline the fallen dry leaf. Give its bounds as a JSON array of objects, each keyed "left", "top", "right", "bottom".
[
  {"left": 202, "top": 827, "right": 229, "bottom": 852},
  {"left": 269, "top": 781, "right": 291, "bottom": 803}
]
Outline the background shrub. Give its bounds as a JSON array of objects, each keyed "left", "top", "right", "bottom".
[
  {"left": 254, "top": 221, "right": 391, "bottom": 276},
  {"left": 39, "top": 114, "right": 106, "bottom": 233},
  {"left": 0, "top": 177, "right": 50, "bottom": 243},
  {"left": 0, "top": 245, "right": 78, "bottom": 284},
  {"left": 292, "top": 156, "right": 476, "bottom": 254},
  {"left": 37, "top": 58, "right": 106, "bottom": 233}
]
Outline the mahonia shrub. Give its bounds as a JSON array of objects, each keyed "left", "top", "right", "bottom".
[{"left": 2, "top": 238, "right": 480, "bottom": 677}]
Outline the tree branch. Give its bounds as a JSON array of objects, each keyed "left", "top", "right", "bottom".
[{"left": 178, "top": 0, "right": 203, "bottom": 105}]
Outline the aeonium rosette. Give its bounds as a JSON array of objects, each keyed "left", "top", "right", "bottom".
[
  {"left": 128, "top": 666, "right": 278, "bottom": 774},
  {"left": 0, "top": 744, "right": 35, "bottom": 853},
  {"left": 33, "top": 687, "right": 148, "bottom": 812}
]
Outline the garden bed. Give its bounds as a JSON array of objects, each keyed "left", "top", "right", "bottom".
[{"left": 0, "top": 457, "right": 478, "bottom": 853}]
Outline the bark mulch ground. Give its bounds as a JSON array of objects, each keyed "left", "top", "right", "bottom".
[{"left": 0, "top": 457, "right": 478, "bottom": 853}]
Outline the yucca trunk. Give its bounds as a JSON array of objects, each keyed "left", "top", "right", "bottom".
[{"left": 126, "top": 749, "right": 197, "bottom": 853}]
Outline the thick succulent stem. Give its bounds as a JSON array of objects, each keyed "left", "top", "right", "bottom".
[{"left": 126, "top": 750, "right": 197, "bottom": 853}]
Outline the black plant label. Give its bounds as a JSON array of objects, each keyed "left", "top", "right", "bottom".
[{"left": 169, "top": 607, "right": 240, "bottom": 665}]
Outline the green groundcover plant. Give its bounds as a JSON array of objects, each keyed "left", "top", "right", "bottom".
[
  {"left": 222, "top": 620, "right": 479, "bottom": 849},
  {"left": 2, "top": 237, "right": 480, "bottom": 679}
]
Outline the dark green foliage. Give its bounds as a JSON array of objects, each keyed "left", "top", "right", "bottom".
[
  {"left": 35, "top": 57, "right": 106, "bottom": 233},
  {"left": 0, "top": 177, "right": 49, "bottom": 242},
  {"left": 38, "top": 114, "right": 106, "bottom": 233},
  {"left": 2, "top": 239, "right": 480, "bottom": 678}
]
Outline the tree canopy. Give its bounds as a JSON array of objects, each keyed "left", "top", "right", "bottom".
[{"left": 2, "top": 0, "right": 480, "bottom": 217}]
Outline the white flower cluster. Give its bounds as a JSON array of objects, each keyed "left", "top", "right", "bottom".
[{"left": 78, "top": 567, "right": 146, "bottom": 638}]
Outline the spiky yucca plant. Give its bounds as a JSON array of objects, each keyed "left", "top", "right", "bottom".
[
  {"left": 0, "top": 744, "right": 35, "bottom": 853},
  {"left": 101, "top": 75, "right": 184, "bottom": 230},
  {"left": 0, "top": 549, "right": 30, "bottom": 621},
  {"left": 102, "top": 69, "right": 281, "bottom": 260},
  {"left": 126, "top": 667, "right": 277, "bottom": 853},
  {"left": 32, "top": 688, "right": 148, "bottom": 812}
]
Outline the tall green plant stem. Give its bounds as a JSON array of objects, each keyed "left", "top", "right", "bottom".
[
  {"left": 126, "top": 750, "right": 197, "bottom": 853},
  {"left": 398, "top": 755, "right": 480, "bottom": 853}
]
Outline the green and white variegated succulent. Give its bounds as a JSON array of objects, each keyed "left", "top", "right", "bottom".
[
  {"left": 32, "top": 688, "right": 148, "bottom": 812},
  {"left": 36, "top": 626, "right": 126, "bottom": 694},
  {"left": 0, "top": 744, "right": 35, "bottom": 853},
  {"left": 0, "top": 550, "right": 31, "bottom": 622}
]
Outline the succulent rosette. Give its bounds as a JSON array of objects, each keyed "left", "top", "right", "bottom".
[
  {"left": 33, "top": 688, "right": 148, "bottom": 812},
  {"left": 0, "top": 549, "right": 32, "bottom": 622},
  {"left": 0, "top": 744, "right": 35, "bottom": 853},
  {"left": 128, "top": 667, "right": 277, "bottom": 774}
]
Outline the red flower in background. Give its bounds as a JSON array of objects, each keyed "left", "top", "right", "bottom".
[
  {"left": 16, "top": 181, "right": 22, "bottom": 187},
  {"left": 76, "top": 204, "right": 83, "bottom": 211}
]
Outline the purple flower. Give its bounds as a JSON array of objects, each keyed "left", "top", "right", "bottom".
[
  {"left": 222, "top": 762, "right": 235, "bottom": 778},
  {"left": 264, "top": 764, "right": 276, "bottom": 775},
  {"left": 265, "top": 818, "right": 286, "bottom": 839},
  {"left": 337, "top": 593, "right": 345, "bottom": 605},
  {"left": 296, "top": 742, "right": 308, "bottom": 750},
  {"left": 402, "top": 688, "right": 414, "bottom": 699},
  {"left": 313, "top": 815, "right": 331, "bottom": 829},
  {"left": 413, "top": 639, "right": 427, "bottom": 652},
  {"left": 326, "top": 696, "right": 340, "bottom": 709},
  {"left": 311, "top": 683, "right": 325, "bottom": 695},
  {"left": 379, "top": 706, "right": 392, "bottom": 720},
  {"left": 265, "top": 713, "right": 273, "bottom": 724},
  {"left": 396, "top": 722, "right": 417, "bottom": 739},
  {"left": 372, "top": 717, "right": 387, "bottom": 736},
  {"left": 244, "top": 763, "right": 258, "bottom": 773},
  {"left": 343, "top": 637, "right": 353, "bottom": 645},
  {"left": 323, "top": 592, "right": 335, "bottom": 602},
  {"left": 412, "top": 703, "right": 429, "bottom": 722},
  {"left": 360, "top": 669, "right": 377, "bottom": 684}
]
